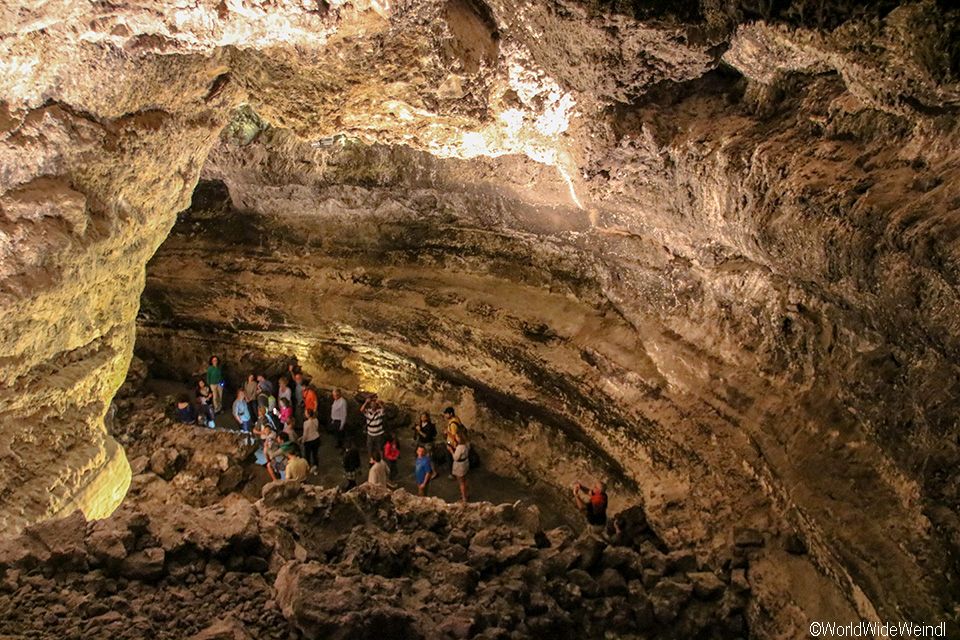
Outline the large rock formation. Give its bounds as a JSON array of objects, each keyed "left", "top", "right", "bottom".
[{"left": 1, "top": 0, "right": 959, "bottom": 636}]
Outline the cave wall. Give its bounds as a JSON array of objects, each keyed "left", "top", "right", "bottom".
[{"left": 1, "top": 0, "right": 959, "bottom": 637}]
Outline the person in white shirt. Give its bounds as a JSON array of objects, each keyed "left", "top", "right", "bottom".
[
  {"left": 367, "top": 450, "right": 389, "bottom": 486},
  {"left": 451, "top": 435, "right": 470, "bottom": 503},
  {"left": 330, "top": 388, "right": 348, "bottom": 449},
  {"left": 302, "top": 409, "right": 321, "bottom": 471}
]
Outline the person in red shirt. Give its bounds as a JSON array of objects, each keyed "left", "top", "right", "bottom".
[
  {"left": 573, "top": 480, "right": 608, "bottom": 533},
  {"left": 383, "top": 433, "right": 400, "bottom": 479}
]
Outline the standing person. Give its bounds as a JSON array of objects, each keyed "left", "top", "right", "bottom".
[
  {"left": 303, "top": 385, "right": 319, "bottom": 422},
  {"left": 302, "top": 409, "right": 321, "bottom": 471},
  {"left": 206, "top": 356, "right": 224, "bottom": 413},
  {"left": 442, "top": 406, "right": 465, "bottom": 449},
  {"left": 277, "top": 376, "right": 292, "bottom": 409},
  {"left": 278, "top": 397, "right": 294, "bottom": 428},
  {"left": 572, "top": 480, "right": 608, "bottom": 533},
  {"left": 383, "top": 434, "right": 400, "bottom": 479},
  {"left": 367, "top": 451, "right": 389, "bottom": 486},
  {"left": 330, "top": 389, "right": 348, "bottom": 449},
  {"left": 292, "top": 372, "right": 306, "bottom": 423},
  {"left": 282, "top": 443, "right": 309, "bottom": 482},
  {"left": 451, "top": 433, "right": 470, "bottom": 503},
  {"left": 196, "top": 379, "right": 215, "bottom": 427},
  {"left": 414, "top": 446, "right": 437, "bottom": 496},
  {"left": 257, "top": 386, "right": 276, "bottom": 414},
  {"left": 360, "top": 394, "right": 386, "bottom": 464},
  {"left": 342, "top": 445, "right": 360, "bottom": 492},
  {"left": 256, "top": 374, "right": 274, "bottom": 396},
  {"left": 443, "top": 407, "right": 466, "bottom": 478},
  {"left": 244, "top": 373, "right": 259, "bottom": 419},
  {"left": 413, "top": 412, "right": 437, "bottom": 451},
  {"left": 232, "top": 389, "right": 253, "bottom": 438}
]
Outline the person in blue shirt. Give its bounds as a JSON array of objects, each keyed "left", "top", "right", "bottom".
[{"left": 414, "top": 445, "right": 437, "bottom": 496}]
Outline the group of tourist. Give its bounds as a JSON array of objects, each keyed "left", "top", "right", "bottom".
[
  {"left": 176, "top": 355, "right": 608, "bottom": 525},
  {"left": 176, "top": 356, "right": 476, "bottom": 502}
]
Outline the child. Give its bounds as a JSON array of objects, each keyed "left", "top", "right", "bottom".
[{"left": 383, "top": 433, "right": 400, "bottom": 479}]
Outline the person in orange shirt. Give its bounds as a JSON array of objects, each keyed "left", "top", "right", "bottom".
[{"left": 303, "top": 385, "right": 319, "bottom": 417}]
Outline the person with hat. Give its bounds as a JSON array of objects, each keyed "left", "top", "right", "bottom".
[{"left": 282, "top": 442, "right": 309, "bottom": 482}]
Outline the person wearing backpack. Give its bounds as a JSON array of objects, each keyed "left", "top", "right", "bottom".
[{"left": 442, "top": 406, "right": 466, "bottom": 446}]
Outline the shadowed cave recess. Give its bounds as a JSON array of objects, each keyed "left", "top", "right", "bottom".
[{"left": 2, "top": 0, "right": 960, "bottom": 638}]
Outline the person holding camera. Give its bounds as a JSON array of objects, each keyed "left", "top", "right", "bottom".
[
  {"left": 573, "top": 479, "right": 608, "bottom": 532},
  {"left": 361, "top": 393, "right": 386, "bottom": 464}
]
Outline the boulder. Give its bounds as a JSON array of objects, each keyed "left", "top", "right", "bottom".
[
  {"left": 121, "top": 547, "right": 165, "bottom": 580},
  {"left": 217, "top": 465, "right": 245, "bottom": 494},
  {"left": 733, "top": 527, "right": 764, "bottom": 548},
  {"left": 573, "top": 535, "right": 605, "bottom": 572},
  {"left": 597, "top": 567, "right": 628, "bottom": 597},
  {"left": 687, "top": 571, "right": 726, "bottom": 600},
  {"left": 149, "top": 447, "right": 185, "bottom": 480},
  {"left": 189, "top": 617, "right": 254, "bottom": 640},
  {"left": 129, "top": 455, "right": 151, "bottom": 475},
  {"left": 666, "top": 550, "right": 698, "bottom": 573},
  {"left": 565, "top": 569, "right": 599, "bottom": 598},
  {"left": 649, "top": 577, "right": 693, "bottom": 622}
]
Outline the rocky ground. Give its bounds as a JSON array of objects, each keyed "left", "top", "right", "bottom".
[{"left": 0, "top": 376, "right": 759, "bottom": 639}]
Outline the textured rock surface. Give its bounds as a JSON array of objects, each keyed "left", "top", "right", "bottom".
[{"left": 1, "top": 0, "right": 960, "bottom": 637}]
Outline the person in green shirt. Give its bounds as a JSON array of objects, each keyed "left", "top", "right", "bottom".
[{"left": 206, "top": 355, "right": 224, "bottom": 413}]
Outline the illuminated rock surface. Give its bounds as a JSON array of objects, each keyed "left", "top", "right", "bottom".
[{"left": 1, "top": 0, "right": 959, "bottom": 637}]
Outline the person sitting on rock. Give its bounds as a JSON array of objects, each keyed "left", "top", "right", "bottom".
[
  {"left": 383, "top": 433, "right": 400, "bottom": 479},
  {"left": 361, "top": 393, "right": 386, "bottom": 464},
  {"left": 414, "top": 445, "right": 437, "bottom": 497},
  {"left": 341, "top": 444, "right": 361, "bottom": 492},
  {"left": 282, "top": 442, "right": 309, "bottom": 482},
  {"left": 367, "top": 450, "right": 389, "bottom": 487},
  {"left": 196, "top": 379, "right": 216, "bottom": 427},
  {"left": 253, "top": 419, "right": 276, "bottom": 474},
  {"left": 233, "top": 389, "right": 253, "bottom": 439},
  {"left": 302, "top": 409, "right": 321, "bottom": 471},
  {"left": 175, "top": 394, "right": 196, "bottom": 424},
  {"left": 269, "top": 432, "right": 289, "bottom": 480},
  {"left": 573, "top": 480, "right": 608, "bottom": 532}
]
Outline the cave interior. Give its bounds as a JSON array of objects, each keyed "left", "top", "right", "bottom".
[{"left": 1, "top": 0, "right": 960, "bottom": 638}]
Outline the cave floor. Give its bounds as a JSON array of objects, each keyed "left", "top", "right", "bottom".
[{"left": 140, "top": 378, "right": 579, "bottom": 530}]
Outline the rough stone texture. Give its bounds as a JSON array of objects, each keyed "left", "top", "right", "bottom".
[
  {"left": 1, "top": 0, "right": 959, "bottom": 637},
  {"left": 0, "top": 406, "right": 741, "bottom": 639}
]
